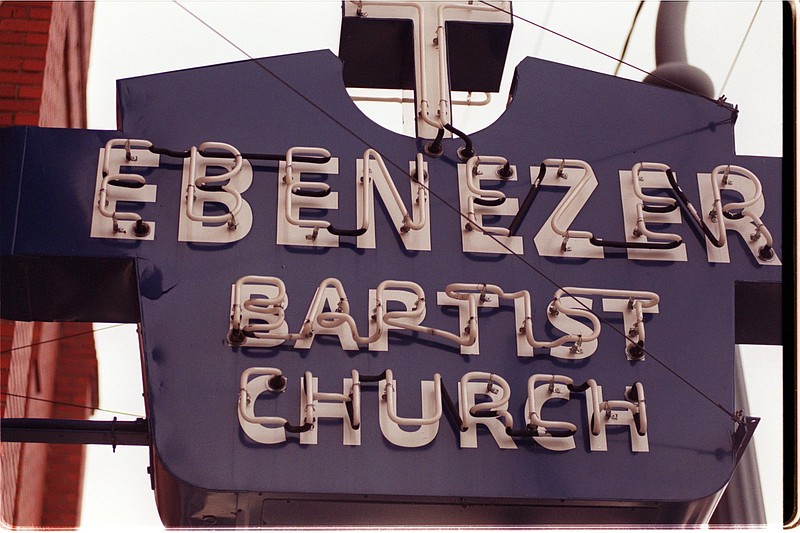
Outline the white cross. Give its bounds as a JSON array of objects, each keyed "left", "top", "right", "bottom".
[{"left": 343, "top": 1, "right": 512, "bottom": 139}]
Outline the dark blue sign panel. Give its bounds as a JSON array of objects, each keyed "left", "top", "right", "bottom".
[{"left": 0, "top": 50, "right": 782, "bottom": 521}]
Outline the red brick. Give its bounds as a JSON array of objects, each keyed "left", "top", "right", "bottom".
[
  {"left": 0, "top": 58, "right": 24, "bottom": 71},
  {"left": 0, "top": 45, "right": 47, "bottom": 59},
  {"left": 0, "top": 32, "right": 27, "bottom": 45},
  {"left": 0, "top": 18, "right": 51, "bottom": 33},
  {"left": 0, "top": 112, "right": 10, "bottom": 126},
  {"left": 0, "top": 6, "right": 30, "bottom": 19},
  {"left": 17, "top": 85, "right": 41, "bottom": 99},
  {"left": 0, "top": 98, "right": 39, "bottom": 111},
  {"left": 29, "top": 7, "right": 53, "bottom": 21},
  {"left": 24, "top": 33, "right": 48, "bottom": 46},
  {"left": 21, "top": 59, "right": 45, "bottom": 72},
  {"left": 0, "top": 71, "right": 44, "bottom": 85},
  {"left": 13, "top": 112, "right": 39, "bottom": 125}
]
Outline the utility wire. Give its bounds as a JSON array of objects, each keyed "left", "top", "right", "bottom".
[
  {"left": 1, "top": 392, "right": 143, "bottom": 418},
  {"left": 0, "top": 323, "right": 127, "bottom": 355},
  {"left": 2, "top": 323, "right": 143, "bottom": 418},
  {"left": 719, "top": 0, "right": 763, "bottom": 96},
  {"left": 170, "top": 1, "right": 738, "bottom": 421},
  {"left": 614, "top": 0, "right": 646, "bottom": 77},
  {"left": 478, "top": 0, "right": 738, "bottom": 115}
]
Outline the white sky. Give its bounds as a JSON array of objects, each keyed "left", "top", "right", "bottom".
[{"left": 80, "top": 0, "right": 786, "bottom": 529}]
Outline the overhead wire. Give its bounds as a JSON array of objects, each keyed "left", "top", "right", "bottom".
[
  {"left": 1, "top": 323, "right": 145, "bottom": 418},
  {"left": 478, "top": 0, "right": 739, "bottom": 117},
  {"left": 166, "top": 0, "right": 739, "bottom": 421},
  {"left": 719, "top": 0, "right": 763, "bottom": 96},
  {"left": 1, "top": 392, "right": 144, "bottom": 418},
  {"left": 613, "top": 0, "right": 646, "bottom": 77},
  {"left": 0, "top": 323, "right": 127, "bottom": 355}
]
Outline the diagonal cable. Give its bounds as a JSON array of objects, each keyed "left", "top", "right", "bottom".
[
  {"left": 614, "top": 0, "right": 646, "bottom": 77},
  {"left": 719, "top": 0, "right": 763, "bottom": 96},
  {"left": 0, "top": 323, "right": 127, "bottom": 355},
  {"left": 479, "top": 0, "right": 738, "bottom": 115},
  {"left": 170, "top": 0, "right": 737, "bottom": 421},
  {"left": 1, "top": 392, "right": 143, "bottom": 418}
]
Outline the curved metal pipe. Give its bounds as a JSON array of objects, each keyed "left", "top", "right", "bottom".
[{"left": 654, "top": 1, "right": 688, "bottom": 65}]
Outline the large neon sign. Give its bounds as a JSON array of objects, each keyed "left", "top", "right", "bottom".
[{"left": 1, "top": 45, "right": 782, "bottom": 525}]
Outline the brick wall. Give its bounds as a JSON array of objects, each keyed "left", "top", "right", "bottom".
[
  {"left": 1, "top": 1, "right": 98, "bottom": 528},
  {"left": 0, "top": 1, "right": 93, "bottom": 127},
  {"left": 0, "top": 321, "right": 99, "bottom": 528}
]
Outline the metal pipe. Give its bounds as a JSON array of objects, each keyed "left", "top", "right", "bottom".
[
  {"left": 644, "top": 1, "right": 714, "bottom": 97},
  {"left": 1, "top": 417, "right": 149, "bottom": 446},
  {"left": 654, "top": 1, "right": 689, "bottom": 65}
]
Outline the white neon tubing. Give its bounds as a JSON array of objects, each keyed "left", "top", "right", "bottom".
[
  {"left": 379, "top": 280, "right": 426, "bottom": 323},
  {"left": 444, "top": 283, "right": 580, "bottom": 349},
  {"left": 584, "top": 380, "right": 647, "bottom": 436},
  {"left": 384, "top": 312, "right": 476, "bottom": 347},
  {"left": 231, "top": 275, "right": 314, "bottom": 342},
  {"left": 302, "top": 371, "right": 315, "bottom": 426},
  {"left": 671, "top": 168, "right": 726, "bottom": 247},
  {"left": 318, "top": 279, "right": 431, "bottom": 345},
  {"left": 359, "top": 149, "right": 428, "bottom": 234},
  {"left": 459, "top": 372, "right": 514, "bottom": 430},
  {"left": 185, "top": 145, "right": 243, "bottom": 228},
  {"left": 239, "top": 276, "right": 286, "bottom": 313},
  {"left": 283, "top": 146, "right": 334, "bottom": 231},
  {"left": 465, "top": 156, "right": 509, "bottom": 198},
  {"left": 572, "top": 288, "right": 660, "bottom": 309},
  {"left": 695, "top": 166, "right": 727, "bottom": 247},
  {"left": 630, "top": 162, "right": 677, "bottom": 208},
  {"left": 405, "top": 152, "right": 429, "bottom": 232},
  {"left": 350, "top": 92, "right": 414, "bottom": 105},
  {"left": 350, "top": 370, "right": 362, "bottom": 428},
  {"left": 231, "top": 276, "right": 287, "bottom": 334},
  {"left": 311, "top": 277, "right": 385, "bottom": 345},
  {"left": 555, "top": 287, "right": 658, "bottom": 309},
  {"left": 350, "top": 2, "right": 503, "bottom": 130},
  {"left": 470, "top": 285, "right": 558, "bottom": 348},
  {"left": 544, "top": 158, "right": 596, "bottom": 242},
  {"left": 601, "top": 394, "right": 647, "bottom": 435},
  {"left": 402, "top": 289, "right": 476, "bottom": 347},
  {"left": 454, "top": 92, "right": 492, "bottom": 107},
  {"left": 632, "top": 381, "right": 647, "bottom": 434},
  {"left": 99, "top": 138, "right": 154, "bottom": 227},
  {"left": 101, "top": 138, "right": 153, "bottom": 176},
  {"left": 742, "top": 210, "right": 774, "bottom": 248},
  {"left": 374, "top": 280, "right": 475, "bottom": 348},
  {"left": 304, "top": 369, "right": 361, "bottom": 428},
  {"left": 527, "top": 374, "right": 578, "bottom": 434},
  {"left": 238, "top": 367, "right": 288, "bottom": 427},
  {"left": 634, "top": 203, "right": 682, "bottom": 244},
  {"left": 549, "top": 291, "right": 600, "bottom": 344},
  {"left": 350, "top": 91, "right": 491, "bottom": 107},
  {"left": 585, "top": 379, "right": 602, "bottom": 436},
  {"left": 465, "top": 195, "right": 511, "bottom": 236},
  {"left": 435, "top": 3, "right": 501, "bottom": 123},
  {"left": 712, "top": 165, "right": 774, "bottom": 250},
  {"left": 194, "top": 141, "right": 243, "bottom": 186},
  {"left": 97, "top": 174, "right": 146, "bottom": 222},
  {"left": 349, "top": 1, "right": 440, "bottom": 129},
  {"left": 435, "top": 24, "right": 448, "bottom": 126},
  {"left": 383, "top": 369, "right": 443, "bottom": 426},
  {"left": 307, "top": 277, "right": 349, "bottom": 316},
  {"left": 552, "top": 287, "right": 659, "bottom": 345},
  {"left": 317, "top": 311, "right": 381, "bottom": 344},
  {"left": 713, "top": 164, "right": 763, "bottom": 213},
  {"left": 630, "top": 298, "right": 645, "bottom": 345}
]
